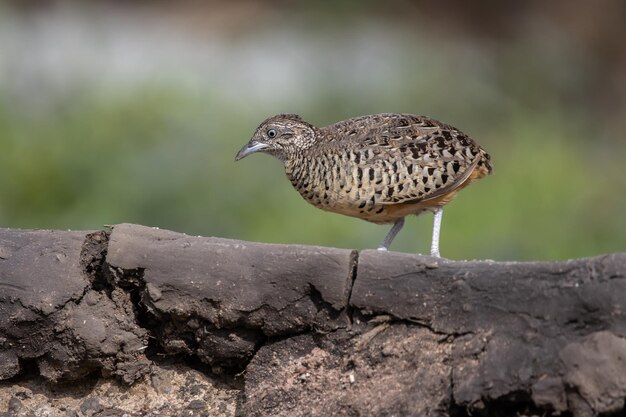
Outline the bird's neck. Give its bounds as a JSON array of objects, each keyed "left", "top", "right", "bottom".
[
  {"left": 283, "top": 148, "right": 309, "bottom": 173},
  {"left": 283, "top": 149, "right": 321, "bottom": 200}
]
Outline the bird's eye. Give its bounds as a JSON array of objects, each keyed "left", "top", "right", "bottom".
[{"left": 267, "top": 129, "right": 277, "bottom": 138}]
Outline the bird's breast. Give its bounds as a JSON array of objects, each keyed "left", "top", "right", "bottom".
[{"left": 285, "top": 151, "right": 407, "bottom": 223}]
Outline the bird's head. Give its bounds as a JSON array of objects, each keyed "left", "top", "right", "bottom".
[{"left": 235, "top": 114, "right": 317, "bottom": 162}]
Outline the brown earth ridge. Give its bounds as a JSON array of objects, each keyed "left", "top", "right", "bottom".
[{"left": 0, "top": 224, "right": 625, "bottom": 417}]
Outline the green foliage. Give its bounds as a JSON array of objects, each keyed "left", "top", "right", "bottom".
[
  {"left": 2, "top": 12, "right": 626, "bottom": 264},
  {"left": 0, "top": 83, "right": 623, "bottom": 261}
]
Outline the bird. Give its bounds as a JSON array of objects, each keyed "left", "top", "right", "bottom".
[{"left": 235, "top": 113, "right": 492, "bottom": 257}]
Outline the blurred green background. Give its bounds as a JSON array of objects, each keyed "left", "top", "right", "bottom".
[{"left": 0, "top": 0, "right": 624, "bottom": 260}]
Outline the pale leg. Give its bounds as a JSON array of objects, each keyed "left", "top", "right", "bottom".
[
  {"left": 377, "top": 217, "right": 405, "bottom": 251},
  {"left": 430, "top": 207, "right": 443, "bottom": 257}
]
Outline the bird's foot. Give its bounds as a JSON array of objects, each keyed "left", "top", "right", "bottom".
[{"left": 377, "top": 246, "right": 388, "bottom": 251}]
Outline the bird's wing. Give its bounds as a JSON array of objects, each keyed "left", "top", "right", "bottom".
[
  {"left": 350, "top": 132, "right": 485, "bottom": 205},
  {"left": 319, "top": 114, "right": 489, "bottom": 206},
  {"left": 382, "top": 157, "right": 480, "bottom": 205},
  {"left": 321, "top": 113, "right": 449, "bottom": 148}
]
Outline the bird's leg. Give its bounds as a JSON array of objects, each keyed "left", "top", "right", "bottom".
[
  {"left": 377, "top": 217, "right": 405, "bottom": 251},
  {"left": 430, "top": 207, "right": 443, "bottom": 257}
]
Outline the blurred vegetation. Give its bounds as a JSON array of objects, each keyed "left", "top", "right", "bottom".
[{"left": 0, "top": 1, "right": 624, "bottom": 261}]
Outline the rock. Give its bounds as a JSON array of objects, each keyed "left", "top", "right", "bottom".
[
  {"left": 561, "top": 331, "right": 626, "bottom": 416},
  {"left": 106, "top": 223, "right": 355, "bottom": 368},
  {"left": 80, "top": 397, "right": 103, "bottom": 415},
  {"left": 1, "top": 225, "right": 625, "bottom": 417}
]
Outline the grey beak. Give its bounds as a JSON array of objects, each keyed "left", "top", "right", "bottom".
[{"left": 235, "top": 142, "right": 269, "bottom": 161}]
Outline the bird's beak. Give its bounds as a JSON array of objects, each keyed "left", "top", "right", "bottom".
[{"left": 235, "top": 141, "right": 269, "bottom": 161}]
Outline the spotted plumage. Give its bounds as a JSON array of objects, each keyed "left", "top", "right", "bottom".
[{"left": 235, "top": 113, "right": 492, "bottom": 256}]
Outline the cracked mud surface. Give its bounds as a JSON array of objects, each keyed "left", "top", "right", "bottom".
[{"left": 1, "top": 224, "right": 625, "bottom": 416}]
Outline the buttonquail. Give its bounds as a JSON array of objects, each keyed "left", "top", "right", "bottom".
[{"left": 236, "top": 113, "right": 492, "bottom": 257}]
